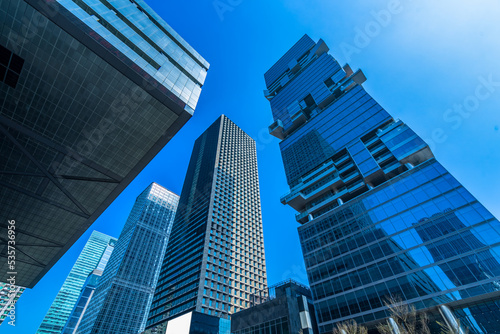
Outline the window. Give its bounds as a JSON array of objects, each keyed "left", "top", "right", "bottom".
[
  {"left": 324, "top": 77, "right": 335, "bottom": 89},
  {"left": 303, "top": 94, "right": 316, "bottom": 108},
  {"left": 0, "top": 44, "right": 24, "bottom": 88}
]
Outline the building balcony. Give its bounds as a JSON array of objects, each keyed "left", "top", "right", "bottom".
[
  {"left": 291, "top": 109, "right": 307, "bottom": 125},
  {"left": 383, "top": 161, "right": 401, "bottom": 174},
  {"left": 280, "top": 161, "right": 336, "bottom": 202},
  {"left": 263, "top": 89, "right": 275, "bottom": 101},
  {"left": 333, "top": 154, "right": 350, "bottom": 166},
  {"left": 364, "top": 136, "right": 380, "bottom": 148},
  {"left": 318, "top": 69, "right": 367, "bottom": 110},
  {"left": 338, "top": 161, "right": 354, "bottom": 174},
  {"left": 295, "top": 188, "right": 349, "bottom": 224},
  {"left": 281, "top": 173, "right": 342, "bottom": 211},
  {"left": 288, "top": 58, "right": 301, "bottom": 74},
  {"left": 375, "top": 151, "right": 393, "bottom": 164},
  {"left": 301, "top": 160, "right": 335, "bottom": 185},
  {"left": 268, "top": 119, "right": 285, "bottom": 140},
  {"left": 369, "top": 143, "right": 385, "bottom": 155},
  {"left": 342, "top": 171, "right": 358, "bottom": 183},
  {"left": 347, "top": 180, "right": 365, "bottom": 192}
]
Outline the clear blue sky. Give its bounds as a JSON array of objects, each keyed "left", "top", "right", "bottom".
[{"left": 4, "top": 0, "right": 500, "bottom": 332}]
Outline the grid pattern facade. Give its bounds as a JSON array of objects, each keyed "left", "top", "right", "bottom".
[
  {"left": 147, "top": 115, "right": 267, "bottom": 329},
  {"left": 61, "top": 240, "right": 115, "bottom": 333},
  {"left": 232, "top": 316, "right": 289, "bottom": 334},
  {"left": 231, "top": 280, "right": 317, "bottom": 334},
  {"left": 0, "top": 0, "right": 207, "bottom": 288},
  {"left": 61, "top": 270, "right": 101, "bottom": 334},
  {"left": 36, "top": 231, "right": 116, "bottom": 334},
  {"left": 264, "top": 35, "right": 500, "bottom": 334},
  {"left": 78, "top": 183, "right": 179, "bottom": 334},
  {"left": 54, "top": 0, "right": 208, "bottom": 111}
]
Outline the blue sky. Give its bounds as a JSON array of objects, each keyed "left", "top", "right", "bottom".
[{"left": 3, "top": 0, "right": 500, "bottom": 332}]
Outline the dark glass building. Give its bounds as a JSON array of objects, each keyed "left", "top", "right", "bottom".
[
  {"left": 146, "top": 115, "right": 267, "bottom": 329},
  {"left": 264, "top": 35, "right": 500, "bottom": 333},
  {"left": 0, "top": 0, "right": 208, "bottom": 288},
  {"left": 231, "top": 279, "right": 318, "bottom": 334},
  {"left": 78, "top": 183, "right": 179, "bottom": 333}
]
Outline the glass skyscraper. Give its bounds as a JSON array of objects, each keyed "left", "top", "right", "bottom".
[
  {"left": 61, "top": 239, "right": 115, "bottom": 333},
  {"left": 61, "top": 269, "right": 102, "bottom": 334},
  {"left": 0, "top": 0, "right": 208, "bottom": 288},
  {"left": 37, "top": 231, "right": 116, "bottom": 334},
  {"left": 264, "top": 35, "right": 500, "bottom": 333},
  {"left": 78, "top": 183, "right": 179, "bottom": 334},
  {"left": 146, "top": 115, "right": 268, "bottom": 330}
]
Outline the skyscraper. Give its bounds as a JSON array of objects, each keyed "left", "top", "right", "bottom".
[
  {"left": 78, "top": 183, "right": 179, "bottom": 334},
  {"left": 146, "top": 115, "right": 267, "bottom": 330},
  {"left": 0, "top": 0, "right": 208, "bottom": 288},
  {"left": 264, "top": 35, "right": 500, "bottom": 333},
  {"left": 37, "top": 231, "right": 116, "bottom": 334},
  {"left": 61, "top": 269, "right": 104, "bottom": 334}
]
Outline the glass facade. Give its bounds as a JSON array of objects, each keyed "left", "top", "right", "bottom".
[
  {"left": 77, "top": 183, "right": 179, "bottom": 333},
  {"left": 264, "top": 35, "right": 500, "bottom": 333},
  {"left": 61, "top": 271, "right": 101, "bottom": 334},
  {"left": 61, "top": 240, "right": 115, "bottom": 333},
  {"left": 231, "top": 280, "right": 318, "bottom": 334},
  {"left": 54, "top": 0, "right": 208, "bottom": 111},
  {"left": 0, "top": 0, "right": 207, "bottom": 289},
  {"left": 232, "top": 316, "right": 289, "bottom": 334},
  {"left": 146, "top": 115, "right": 267, "bottom": 330},
  {"left": 36, "top": 231, "right": 116, "bottom": 334}
]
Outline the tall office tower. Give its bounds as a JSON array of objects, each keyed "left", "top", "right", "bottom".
[
  {"left": 78, "top": 183, "right": 179, "bottom": 334},
  {"left": 0, "top": 282, "right": 25, "bottom": 325},
  {"left": 146, "top": 115, "right": 267, "bottom": 330},
  {"left": 264, "top": 35, "right": 500, "bottom": 333},
  {"left": 37, "top": 231, "right": 116, "bottom": 334},
  {"left": 0, "top": 0, "right": 208, "bottom": 288},
  {"left": 61, "top": 269, "right": 103, "bottom": 334}
]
